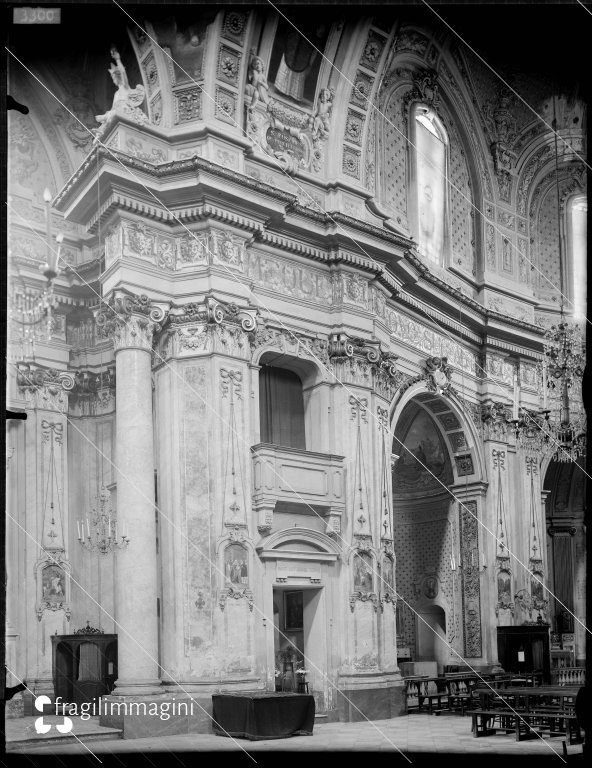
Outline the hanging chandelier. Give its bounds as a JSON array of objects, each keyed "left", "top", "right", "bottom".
[
  {"left": 541, "top": 92, "right": 586, "bottom": 463},
  {"left": 11, "top": 188, "right": 64, "bottom": 344},
  {"left": 542, "top": 322, "right": 586, "bottom": 462},
  {"left": 516, "top": 94, "right": 586, "bottom": 463},
  {"left": 78, "top": 485, "right": 129, "bottom": 554}
]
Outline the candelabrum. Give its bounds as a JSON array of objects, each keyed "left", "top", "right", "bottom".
[{"left": 78, "top": 486, "right": 129, "bottom": 554}]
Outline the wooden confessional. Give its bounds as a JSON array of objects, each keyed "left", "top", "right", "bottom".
[{"left": 51, "top": 627, "right": 117, "bottom": 705}]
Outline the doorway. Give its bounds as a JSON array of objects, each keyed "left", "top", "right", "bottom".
[
  {"left": 417, "top": 606, "right": 448, "bottom": 674},
  {"left": 272, "top": 587, "right": 323, "bottom": 694}
]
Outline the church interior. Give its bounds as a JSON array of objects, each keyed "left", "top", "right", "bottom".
[{"left": 4, "top": 1, "right": 587, "bottom": 737}]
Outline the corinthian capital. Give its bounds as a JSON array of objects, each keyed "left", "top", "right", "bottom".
[{"left": 95, "top": 292, "right": 168, "bottom": 353}]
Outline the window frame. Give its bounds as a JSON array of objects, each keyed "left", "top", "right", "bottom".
[
  {"left": 565, "top": 192, "right": 587, "bottom": 320},
  {"left": 409, "top": 103, "right": 451, "bottom": 268}
]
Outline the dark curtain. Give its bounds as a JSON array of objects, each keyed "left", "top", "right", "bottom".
[
  {"left": 259, "top": 366, "right": 306, "bottom": 450},
  {"left": 553, "top": 535, "right": 574, "bottom": 632}
]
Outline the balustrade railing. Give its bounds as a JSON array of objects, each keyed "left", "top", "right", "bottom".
[{"left": 550, "top": 667, "right": 586, "bottom": 686}]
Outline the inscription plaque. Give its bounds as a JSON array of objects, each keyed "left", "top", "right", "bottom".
[{"left": 266, "top": 127, "right": 306, "bottom": 162}]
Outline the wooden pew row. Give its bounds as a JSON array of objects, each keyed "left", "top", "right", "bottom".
[{"left": 471, "top": 709, "right": 583, "bottom": 744}]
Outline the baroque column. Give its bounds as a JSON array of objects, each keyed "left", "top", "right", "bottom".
[{"left": 97, "top": 294, "right": 165, "bottom": 695}]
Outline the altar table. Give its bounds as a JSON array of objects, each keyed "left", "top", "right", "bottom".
[{"left": 212, "top": 691, "right": 315, "bottom": 740}]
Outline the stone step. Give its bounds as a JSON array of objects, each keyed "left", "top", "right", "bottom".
[
  {"left": 5, "top": 716, "right": 122, "bottom": 752},
  {"left": 7, "top": 730, "right": 122, "bottom": 751}
]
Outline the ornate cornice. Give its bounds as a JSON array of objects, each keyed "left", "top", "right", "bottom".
[{"left": 54, "top": 141, "right": 548, "bottom": 353}]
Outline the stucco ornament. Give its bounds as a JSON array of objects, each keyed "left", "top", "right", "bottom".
[
  {"left": 94, "top": 47, "right": 147, "bottom": 142},
  {"left": 425, "top": 356, "right": 453, "bottom": 395},
  {"left": 244, "top": 51, "right": 332, "bottom": 175}
]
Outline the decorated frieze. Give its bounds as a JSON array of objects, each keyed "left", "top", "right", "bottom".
[
  {"left": 116, "top": 222, "right": 248, "bottom": 273},
  {"left": 212, "top": 145, "right": 240, "bottom": 171},
  {"left": 246, "top": 250, "right": 332, "bottom": 304},
  {"left": 123, "top": 135, "right": 168, "bottom": 165},
  {"left": 519, "top": 361, "right": 539, "bottom": 391},
  {"left": 335, "top": 272, "right": 370, "bottom": 310},
  {"left": 483, "top": 353, "right": 515, "bottom": 387},
  {"left": 210, "top": 229, "right": 245, "bottom": 270},
  {"left": 487, "top": 295, "right": 534, "bottom": 324},
  {"left": 385, "top": 307, "right": 479, "bottom": 376}
]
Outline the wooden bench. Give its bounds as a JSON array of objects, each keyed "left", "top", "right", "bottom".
[
  {"left": 528, "top": 710, "right": 583, "bottom": 744},
  {"left": 472, "top": 709, "right": 519, "bottom": 738},
  {"left": 471, "top": 709, "right": 583, "bottom": 744},
  {"left": 418, "top": 692, "right": 449, "bottom": 714}
]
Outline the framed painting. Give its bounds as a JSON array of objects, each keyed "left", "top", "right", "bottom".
[{"left": 284, "top": 591, "right": 303, "bottom": 631}]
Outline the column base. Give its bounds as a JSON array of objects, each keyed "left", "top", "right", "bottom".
[
  {"left": 99, "top": 693, "right": 214, "bottom": 738},
  {"left": 112, "top": 678, "right": 163, "bottom": 696},
  {"left": 335, "top": 674, "right": 406, "bottom": 722}
]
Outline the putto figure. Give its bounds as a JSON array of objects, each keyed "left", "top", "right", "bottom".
[
  {"left": 94, "top": 47, "right": 147, "bottom": 141},
  {"left": 244, "top": 54, "right": 269, "bottom": 112},
  {"left": 311, "top": 87, "right": 333, "bottom": 139}
]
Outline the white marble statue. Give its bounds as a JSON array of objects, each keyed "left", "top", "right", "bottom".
[{"left": 94, "top": 47, "right": 147, "bottom": 141}]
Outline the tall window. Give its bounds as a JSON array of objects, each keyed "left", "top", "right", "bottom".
[
  {"left": 414, "top": 107, "right": 448, "bottom": 265},
  {"left": 259, "top": 365, "right": 306, "bottom": 449},
  {"left": 568, "top": 195, "right": 587, "bottom": 320}
]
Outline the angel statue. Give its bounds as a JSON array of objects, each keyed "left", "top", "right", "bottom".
[{"left": 94, "top": 47, "right": 147, "bottom": 141}]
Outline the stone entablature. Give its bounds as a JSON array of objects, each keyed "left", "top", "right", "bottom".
[{"left": 54, "top": 142, "right": 549, "bottom": 362}]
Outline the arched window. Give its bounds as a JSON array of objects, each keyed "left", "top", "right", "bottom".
[
  {"left": 413, "top": 106, "right": 448, "bottom": 266},
  {"left": 259, "top": 365, "right": 306, "bottom": 449},
  {"left": 567, "top": 194, "right": 587, "bottom": 320}
]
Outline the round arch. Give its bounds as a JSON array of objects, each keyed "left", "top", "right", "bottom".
[{"left": 390, "top": 381, "right": 486, "bottom": 485}]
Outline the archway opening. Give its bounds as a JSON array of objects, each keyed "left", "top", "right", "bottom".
[
  {"left": 543, "top": 457, "right": 586, "bottom": 671},
  {"left": 392, "top": 397, "right": 457, "bottom": 676}
]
